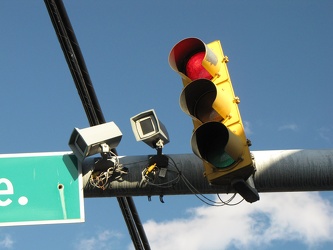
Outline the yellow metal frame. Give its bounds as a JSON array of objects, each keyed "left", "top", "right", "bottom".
[
  {"left": 169, "top": 38, "right": 254, "bottom": 185},
  {"left": 202, "top": 40, "right": 253, "bottom": 184}
]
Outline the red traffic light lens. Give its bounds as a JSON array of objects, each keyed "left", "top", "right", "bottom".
[{"left": 186, "top": 52, "right": 212, "bottom": 80}]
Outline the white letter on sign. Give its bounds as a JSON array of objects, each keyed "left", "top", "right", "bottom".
[{"left": 0, "top": 178, "right": 14, "bottom": 206}]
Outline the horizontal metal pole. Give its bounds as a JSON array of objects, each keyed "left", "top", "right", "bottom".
[
  {"left": 82, "top": 154, "right": 221, "bottom": 198},
  {"left": 82, "top": 149, "right": 333, "bottom": 197},
  {"left": 252, "top": 149, "right": 333, "bottom": 192}
]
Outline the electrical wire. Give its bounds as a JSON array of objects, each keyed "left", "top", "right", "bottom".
[
  {"left": 120, "top": 155, "right": 244, "bottom": 206},
  {"left": 166, "top": 155, "right": 244, "bottom": 207}
]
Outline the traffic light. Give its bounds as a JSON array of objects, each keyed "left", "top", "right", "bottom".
[{"left": 169, "top": 38, "right": 255, "bottom": 190}]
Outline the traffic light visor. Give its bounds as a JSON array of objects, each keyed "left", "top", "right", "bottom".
[
  {"left": 180, "top": 79, "right": 232, "bottom": 123},
  {"left": 191, "top": 122, "right": 243, "bottom": 169},
  {"left": 169, "top": 38, "right": 221, "bottom": 83}
]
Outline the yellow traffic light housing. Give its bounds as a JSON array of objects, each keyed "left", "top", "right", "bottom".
[{"left": 169, "top": 38, "right": 255, "bottom": 186}]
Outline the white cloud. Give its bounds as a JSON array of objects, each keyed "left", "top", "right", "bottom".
[
  {"left": 317, "top": 127, "right": 332, "bottom": 145},
  {"left": 143, "top": 192, "right": 333, "bottom": 250},
  {"left": 278, "top": 123, "right": 298, "bottom": 132},
  {"left": 0, "top": 234, "right": 13, "bottom": 249},
  {"left": 75, "top": 230, "right": 123, "bottom": 250},
  {"left": 243, "top": 120, "right": 253, "bottom": 135}
]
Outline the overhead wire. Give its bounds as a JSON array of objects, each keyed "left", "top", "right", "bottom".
[{"left": 43, "top": 1, "right": 150, "bottom": 249}]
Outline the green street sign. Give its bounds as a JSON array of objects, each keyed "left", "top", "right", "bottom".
[{"left": 0, "top": 152, "right": 84, "bottom": 226}]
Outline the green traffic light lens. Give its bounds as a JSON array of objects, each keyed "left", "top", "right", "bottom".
[
  {"left": 193, "top": 122, "right": 241, "bottom": 169},
  {"left": 206, "top": 148, "right": 235, "bottom": 169}
]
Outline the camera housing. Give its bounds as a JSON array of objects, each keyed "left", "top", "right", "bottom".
[
  {"left": 69, "top": 122, "right": 122, "bottom": 161},
  {"left": 130, "top": 109, "right": 169, "bottom": 149}
]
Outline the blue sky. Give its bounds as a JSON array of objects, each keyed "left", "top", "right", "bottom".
[{"left": 1, "top": 1, "right": 333, "bottom": 249}]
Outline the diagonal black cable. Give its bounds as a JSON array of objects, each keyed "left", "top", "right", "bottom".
[{"left": 44, "top": 1, "right": 150, "bottom": 249}]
